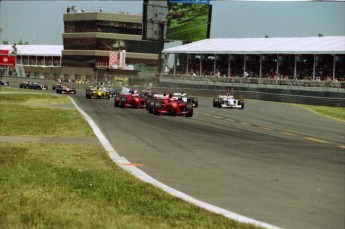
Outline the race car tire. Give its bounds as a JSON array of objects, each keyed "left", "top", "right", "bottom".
[
  {"left": 146, "top": 98, "right": 151, "bottom": 110},
  {"left": 120, "top": 96, "right": 127, "bottom": 108},
  {"left": 238, "top": 100, "right": 245, "bottom": 109},
  {"left": 148, "top": 101, "right": 155, "bottom": 113},
  {"left": 114, "top": 96, "right": 120, "bottom": 107},
  {"left": 213, "top": 98, "right": 219, "bottom": 107},
  {"left": 192, "top": 98, "right": 198, "bottom": 107},
  {"left": 153, "top": 101, "right": 162, "bottom": 115},
  {"left": 186, "top": 103, "right": 193, "bottom": 117},
  {"left": 217, "top": 99, "right": 224, "bottom": 108}
]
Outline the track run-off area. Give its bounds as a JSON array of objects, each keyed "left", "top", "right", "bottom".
[{"left": 4, "top": 84, "right": 344, "bottom": 229}]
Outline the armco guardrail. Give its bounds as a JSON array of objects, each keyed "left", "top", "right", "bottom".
[
  {"left": 161, "top": 75, "right": 345, "bottom": 92},
  {"left": 159, "top": 75, "right": 345, "bottom": 107}
]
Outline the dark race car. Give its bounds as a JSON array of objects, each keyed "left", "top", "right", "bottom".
[
  {"left": 30, "top": 82, "right": 48, "bottom": 90},
  {"left": 52, "top": 83, "right": 61, "bottom": 90},
  {"left": 19, "top": 81, "right": 31, "bottom": 88},
  {"left": 0, "top": 79, "right": 9, "bottom": 86}
]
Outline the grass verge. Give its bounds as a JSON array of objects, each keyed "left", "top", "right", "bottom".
[
  {"left": 0, "top": 94, "right": 93, "bottom": 137},
  {"left": 0, "top": 92, "right": 262, "bottom": 229},
  {"left": 297, "top": 104, "right": 345, "bottom": 121}
]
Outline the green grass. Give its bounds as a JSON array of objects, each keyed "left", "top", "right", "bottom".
[
  {"left": 0, "top": 142, "right": 259, "bottom": 229},
  {"left": 297, "top": 104, "right": 345, "bottom": 121},
  {"left": 0, "top": 94, "right": 93, "bottom": 137},
  {"left": 0, "top": 92, "right": 262, "bottom": 229},
  {"left": 0, "top": 86, "right": 22, "bottom": 92}
]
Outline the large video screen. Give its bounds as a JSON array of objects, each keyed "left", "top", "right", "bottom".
[{"left": 167, "top": 0, "right": 212, "bottom": 42}]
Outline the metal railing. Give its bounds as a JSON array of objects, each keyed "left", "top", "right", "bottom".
[{"left": 160, "top": 74, "right": 345, "bottom": 93}]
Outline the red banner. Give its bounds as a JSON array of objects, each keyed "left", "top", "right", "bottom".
[
  {"left": 0, "top": 49, "right": 10, "bottom": 55},
  {"left": 109, "top": 51, "right": 120, "bottom": 68},
  {"left": 0, "top": 55, "right": 16, "bottom": 67}
]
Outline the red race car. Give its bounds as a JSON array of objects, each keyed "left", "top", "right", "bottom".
[
  {"left": 148, "top": 93, "right": 193, "bottom": 117},
  {"left": 55, "top": 84, "right": 76, "bottom": 94},
  {"left": 114, "top": 89, "right": 146, "bottom": 108}
]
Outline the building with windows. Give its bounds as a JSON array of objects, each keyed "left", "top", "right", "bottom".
[{"left": 62, "top": 12, "right": 160, "bottom": 81}]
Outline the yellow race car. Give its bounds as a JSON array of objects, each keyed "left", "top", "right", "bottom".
[{"left": 85, "top": 86, "right": 110, "bottom": 99}]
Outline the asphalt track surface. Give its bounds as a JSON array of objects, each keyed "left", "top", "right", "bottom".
[
  {"left": 9, "top": 86, "right": 344, "bottom": 229},
  {"left": 65, "top": 90, "right": 344, "bottom": 229}
]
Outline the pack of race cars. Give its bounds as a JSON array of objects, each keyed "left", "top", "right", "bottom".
[
  {"left": 17, "top": 81, "right": 244, "bottom": 117},
  {"left": 112, "top": 87, "right": 244, "bottom": 117}
]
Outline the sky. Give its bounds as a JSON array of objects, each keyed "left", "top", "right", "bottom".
[{"left": 0, "top": 0, "right": 344, "bottom": 49}]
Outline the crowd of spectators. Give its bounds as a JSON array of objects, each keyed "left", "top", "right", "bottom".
[{"left": 168, "top": 54, "right": 344, "bottom": 82}]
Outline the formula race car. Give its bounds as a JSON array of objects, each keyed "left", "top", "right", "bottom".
[
  {"left": 114, "top": 87, "right": 146, "bottom": 108},
  {"left": 213, "top": 95, "right": 244, "bottom": 109},
  {"left": 29, "top": 82, "right": 48, "bottom": 90},
  {"left": 85, "top": 86, "right": 110, "bottom": 99},
  {"left": 55, "top": 84, "right": 76, "bottom": 94},
  {"left": 52, "top": 83, "right": 61, "bottom": 90},
  {"left": 0, "top": 79, "right": 9, "bottom": 86},
  {"left": 19, "top": 81, "right": 31, "bottom": 89},
  {"left": 148, "top": 93, "right": 193, "bottom": 117},
  {"left": 172, "top": 92, "right": 198, "bottom": 107},
  {"left": 104, "top": 87, "right": 117, "bottom": 98},
  {"left": 146, "top": 93, "right": 168, "bottom": 113}
]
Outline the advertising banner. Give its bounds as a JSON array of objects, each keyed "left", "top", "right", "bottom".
[
  {"left": 0, "top": 49, "right": 10, "bottom": 55},
  {"left": 109, "top": 50, "right": 126, "bottom": 69},
  {"left": 0, "top": 55, "right": 16, "bottom": 67},
  {"left": 109, "top": 51, "right": 119, "bottom": 68}
]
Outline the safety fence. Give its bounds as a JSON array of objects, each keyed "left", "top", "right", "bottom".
[{"left": 161, "top": 74, "right": 345, "bottom": 93}]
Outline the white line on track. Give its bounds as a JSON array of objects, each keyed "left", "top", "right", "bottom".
[{"left": 69, "top": 96, "right": 282, "bottom": 229}]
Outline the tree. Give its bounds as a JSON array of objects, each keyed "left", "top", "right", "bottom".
[
  {"left": 17, "top": 39, "right": 29, "bottom": 45},
  {"left": 11, "top": 43, "right": 17, "bottom": 54}
]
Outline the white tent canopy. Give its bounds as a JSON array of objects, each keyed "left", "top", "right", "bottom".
[
  {"left": 0, "top": 45, "right": 63, "bottom": 56},
  {"left": 162, "top": 36, "right": 345, "bottom": 55}
]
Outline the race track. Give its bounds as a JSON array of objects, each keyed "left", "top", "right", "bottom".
[{"left": 67, "top": 90, "right": 345, "bottom": 229}]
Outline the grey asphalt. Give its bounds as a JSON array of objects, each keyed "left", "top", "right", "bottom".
[{"left": 70, "top": 91, "right": 344, "bottom": 229}]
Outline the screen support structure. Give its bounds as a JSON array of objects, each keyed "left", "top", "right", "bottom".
[
  {"left": 142, "top": 0, "right": 168, "bottom": 74},
  {"left": 158, "top": 22, "right": 165, "bottom": 74}
]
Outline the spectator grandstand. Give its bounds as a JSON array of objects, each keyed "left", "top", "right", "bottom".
[{"left": 162, "top": 36, "right": 345, "bottom": 84}]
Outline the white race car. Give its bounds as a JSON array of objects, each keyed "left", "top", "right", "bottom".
[{"left": 213, "top": 95, "right": 244, "bottom": 109}]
